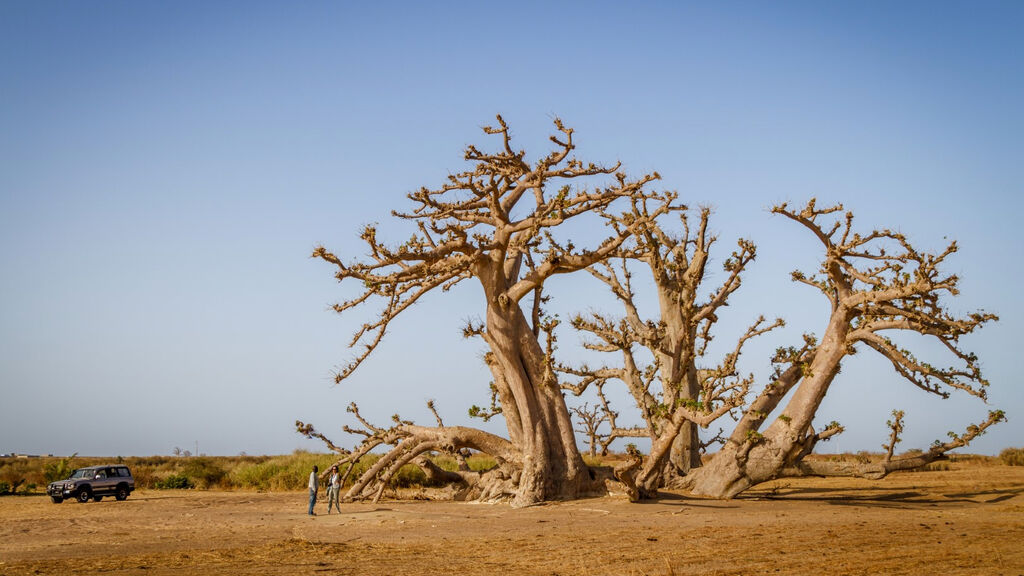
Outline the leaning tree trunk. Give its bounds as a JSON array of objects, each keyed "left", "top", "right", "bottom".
[
  {"left": 632, "top": 369, "right": 704, "bottom": 497},
  {"left": 636, "top": 352, "right": 703, "bottom": 495},
  {"left": 486, "top": 297, "right": 599, "bottom": 506},
  {"left": 682, "top": 314, "right": 849, "bottom": 498}
]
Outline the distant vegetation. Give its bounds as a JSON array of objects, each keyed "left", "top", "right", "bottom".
[
  {"left": 0, "top": 450, "right": 1018, "bottom": 495},
  {"left": 1001, "top": 447, "right": 1024, "bottom": 466},
  {"left": 0, "top": 451, "right": 501, "bottom": 494}
]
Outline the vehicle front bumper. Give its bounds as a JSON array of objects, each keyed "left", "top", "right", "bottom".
[{"left": 47, "top": 484, "right": 76, "bottom": 497}]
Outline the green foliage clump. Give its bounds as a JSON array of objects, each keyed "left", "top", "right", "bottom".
[
  {"left": 43, "top": 453, "right": 78, "bottom": 483},
  {"left": 182, "top": 457, "right": 227, "bottom": 489},
  {"left": 154, "top": 474, "right": 194, "bottom": 489},
  {"left": 1000, "top": 447, "right": 1024, "bottom": 466},
  {"left": 0, "top": 481, "right": 10, "bottom": 495}
]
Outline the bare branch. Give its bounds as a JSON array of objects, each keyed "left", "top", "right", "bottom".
[{"left": 781, "top": 410, "right": 1005, "bottom": 480}]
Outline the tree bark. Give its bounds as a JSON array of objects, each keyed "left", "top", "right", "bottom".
[
  {"left": 682, "top": 313, "right": 850, "bottom": 498},
  {"left": 485, "top": 296, "right": 594, "bottom": 506}
]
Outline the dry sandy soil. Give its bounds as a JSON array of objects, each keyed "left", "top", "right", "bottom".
[{"left": 2, "top": 466, "right": 1022, "bottom": 575}]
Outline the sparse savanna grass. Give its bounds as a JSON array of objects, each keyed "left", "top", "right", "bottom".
[{"left": 230, "top": 451, "right": 342, "bottom": 491}]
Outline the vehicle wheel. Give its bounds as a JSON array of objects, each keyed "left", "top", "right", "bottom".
[
  {"left": 76, "top": 488, "right": 92, "bottom": 503},
  {"left": 115, "top": 485, "right": 129, "bottom": 501},
  {"left": 93, "top": 495, "right": 103, "bottom": 502},
  {"left": 50, "top": 496, "right": 63, "bottom": 504}
]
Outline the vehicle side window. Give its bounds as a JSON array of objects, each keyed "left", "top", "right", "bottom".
[
  {"left": 107, "top": 468, "right": 118, "bottom": 477},
  {"left": 96, "top": 470, "right": 107, "bottom": 478},
  {"left": 118, "top": 468, "right": 131, "bottom": 477}
]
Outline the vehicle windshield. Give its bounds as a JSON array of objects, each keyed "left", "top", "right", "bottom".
[{"left": 69, "top": 469, "right": 92, "bottom": 479}]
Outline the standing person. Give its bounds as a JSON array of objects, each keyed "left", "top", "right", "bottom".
[
  {"left": 307, "top": 464, "right": 319, "bottom": 516},
  {"left": 327, "top": 465, "right": 342, "bottom": 514}
]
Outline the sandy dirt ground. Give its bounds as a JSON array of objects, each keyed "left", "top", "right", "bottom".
[{"left": 1, "top": 466, "right": 1022, "bottom": 575}]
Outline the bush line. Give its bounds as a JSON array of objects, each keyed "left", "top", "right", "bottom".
[{"left": 0, "top": 449, "right": 1019, "bottom": 495}]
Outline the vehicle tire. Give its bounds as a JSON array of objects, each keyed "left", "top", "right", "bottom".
[
  {"left": 50, "top": 496, "right": 64, "bottom": 504},
  {"left": 76, "top": 488, "right": 92, "bottom": 503},
  {"left": 115, "top": 485, "right": 129, "bottom": 501},
  {"left": 93, "top": 495, "right": 103, "bottom": 502}
]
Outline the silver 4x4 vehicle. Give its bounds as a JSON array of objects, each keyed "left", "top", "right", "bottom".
[{"left": 47, "top": 465, "right": 135, "bottom": 503}]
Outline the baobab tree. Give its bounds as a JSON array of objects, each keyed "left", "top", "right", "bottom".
[
  {"left": 559, "top": 203, "right": 782, "bottom": 498},
  {"left": 568, "top": 198, "right": 1003, "bottom": 499},
  {"left": 680, "top": 200, "right": 1003, "bottom": 498},
  {"left": 299, "top": 116, "right": 669, "bottom": 506}
]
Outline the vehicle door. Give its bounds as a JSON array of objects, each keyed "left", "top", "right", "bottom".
[
  {"left": 116, "top": 467, "right": 134, "bottom": 488},
  {"left": 106, "top": 468, "right": 122, "bottom": 492},
  {"left": 93, "top": 468, "right": 113, "bottom": 493}
]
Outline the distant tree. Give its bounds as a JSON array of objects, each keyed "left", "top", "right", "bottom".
[{"left": 570, "top": 401, "right": 612, "bottom": 458}]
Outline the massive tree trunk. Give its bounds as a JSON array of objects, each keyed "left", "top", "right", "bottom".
[
  {"left": 484, "top": 280, "right": 595, "bottom": 506},
  {"left": 671, "top": 422, "right": 703, "bottom": 473},
  {"left": 658, "top": 285, "right": 705, "bottom": 478}
]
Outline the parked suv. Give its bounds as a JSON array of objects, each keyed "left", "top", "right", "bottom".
[{"left": 47, "top": 465, "right": 135, "bottom": 503}]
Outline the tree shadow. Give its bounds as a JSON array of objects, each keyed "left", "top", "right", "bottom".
[
  {"left": 645, "top": 492, "right": 741, "bottom": 508},
  {"left": 942, "top": 487, "right": 1024, "bottom": 503},
  {"left": 334, "top": 507, "right": 394, "bottom": 514},
  {"left": 741, "top": 485, "right": 1024, "bottom": 508}
]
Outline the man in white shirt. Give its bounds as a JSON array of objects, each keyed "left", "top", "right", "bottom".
[{"left": 307, "top": 465, "right": 319, "bottom": 516}]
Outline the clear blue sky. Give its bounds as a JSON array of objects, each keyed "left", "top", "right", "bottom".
[{"left": 1, "top": 1, "right": 1020, "bottom": 456}]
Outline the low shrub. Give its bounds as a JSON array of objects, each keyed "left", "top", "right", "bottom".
[
  {"left": 182, "top": 458, "right": 227, "bottom": 489},
  {"left": 918, "top": 461, "right": 951, "bottom": 472},
  {"left": 0, "top": 481, "right": 10, "bottom": 495},
  {"left": 0, "top": 461, "right": 29, "bottom": 494},
  {"left": 131, "top": 466, "right": 158, "bottom": 488},
  {"left": 154, "top": 474, "right": 194, "bottom": 490},
  {"left": 1000, "top": 447, "right": 1024, "bottom": 466}
]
